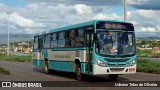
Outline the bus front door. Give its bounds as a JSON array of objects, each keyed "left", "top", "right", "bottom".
[
  {"left": 86, "top": 31, "right": 93, "bottom": 73},
  {"left": 38, "top": 36, "right": 44, "bottom": 66}
]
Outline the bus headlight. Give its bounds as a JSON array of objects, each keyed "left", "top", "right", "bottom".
[
  {"left": 129, "top": 59, "right": 136, "bottom": 66},
  {"left": 95, "top": 58, "right": 105, "bottom": 67}
]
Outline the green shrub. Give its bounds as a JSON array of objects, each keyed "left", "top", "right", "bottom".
[
  {"left": 137, "top": 59, "right": 160, "bottom": 74},
  {"left": 0, "top": 54, "right": 31, "bottom": 62},
  {"left": 0, "top": 67, "right": 10, "bottom": 75}
]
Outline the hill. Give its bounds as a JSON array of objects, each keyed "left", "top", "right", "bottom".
[
  {"left": 136, "top": 37, "right": 160, "bottom": 41},
  {"left": 0, "top": 34, "right": 34, "bottom": 44},
  {"left": 0, "top": 33, "right": 160, "bottom": 44}
]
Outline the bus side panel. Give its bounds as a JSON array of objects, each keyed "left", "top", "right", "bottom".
[
  {"left": 81, "top": 62, "right": 87, "bottom": 74},
  {"left": 48, "top": 60, "right": 74, "bottom": 72},
  {"left": 48, "top": 60, "right": 87, "bottom": 73},
  {"left": 47, "top": 49, "right": 87, "bottom": 73},
  {"left": 33, "top": 59, "right": 44, "bottom": 67},
  {"left": 32, "top": 51, "right": 45, "bottom": 68}
]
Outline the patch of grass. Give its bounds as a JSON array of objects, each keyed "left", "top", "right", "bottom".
[
  {"left": 137, "top": 59, "right": 160, "bottom": 74},
  {"left": 0, "top": 54, "right": 31, "bottom": 62},
  {"left": 0, "top": 67, "right": 10, "bottom": 75}
]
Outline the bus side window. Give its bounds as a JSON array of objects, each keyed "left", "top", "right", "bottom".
[
  {"left": 58, "top": 32, "right": 65, "bottom": 47},
  {"left": 65, "top": 30, "right": 75, "bottom": 47},
  {"left": 44, "top": 34, "right": 51, "bottom": 48},
  {"left": 75, "top": 28, "right": 84, "bottom": 47},
  {"left": 70, "top": 30, "right": 75, "bottom": 47},
  {"left": 66, "top": 31, "right": 71, "bottom": 47},
  {"left": 38, "top": 36, "right": 43, "bottom": 51},
  {"left": 50, "top": 33, "right": 57, "bottom": 48}
]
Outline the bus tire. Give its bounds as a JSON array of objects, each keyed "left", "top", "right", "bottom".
[
  {"left": 108, "top": 74, "right": 118, "bottom": 80},
  {"left": 75, "top": 63, "right": 82, "bottom": 80},
  {"left": 44, "top": 61, "right": 49, "bottom": 74}
]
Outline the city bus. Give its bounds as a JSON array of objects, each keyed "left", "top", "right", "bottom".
[{"left": 32, "top": 20, "right": 136, "bottom": 80}]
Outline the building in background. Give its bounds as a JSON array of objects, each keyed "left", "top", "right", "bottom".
[{"left": 151, "top": 47, "right": 160, "bottom": 54}]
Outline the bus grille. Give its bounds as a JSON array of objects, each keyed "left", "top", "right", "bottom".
[
  {"left": 108, "top": 64, "right": 126, "bottom": 67},
  {"left": 110, "top": 68, "right": 124, "bottom": 72},
  {"left": 105, "top": 58, "right": 129, "bottom": 63}
]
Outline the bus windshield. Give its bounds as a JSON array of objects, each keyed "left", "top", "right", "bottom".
[{"left": 96, "top": 31, "right": 135, "bottom": 56}]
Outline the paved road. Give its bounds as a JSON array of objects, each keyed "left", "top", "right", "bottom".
[{"left": 0, "top": 60, "right": 160, "bottom": 90}]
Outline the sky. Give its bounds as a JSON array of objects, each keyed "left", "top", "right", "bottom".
[{"left": 0, "top": 0, "right": 160, "bottom": 37}]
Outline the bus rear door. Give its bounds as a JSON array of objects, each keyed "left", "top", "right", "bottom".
[
  {"left": 86, "top": 27, "right": 93, "bottom": 73},
  {"left": 38, "top": 35, "right": 44, "bottom": 66}
]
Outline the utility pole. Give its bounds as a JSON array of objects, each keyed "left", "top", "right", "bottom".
[
  {"left": 6, "top": 12, "right": 12, "bottom": 56},
  {"left": 124, "top": 0, "right": 127, "bottom": 21}
]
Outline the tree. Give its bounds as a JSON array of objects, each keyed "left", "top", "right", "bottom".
[{"left": 141, "top": 40, "right": 146, "bottom": 45}]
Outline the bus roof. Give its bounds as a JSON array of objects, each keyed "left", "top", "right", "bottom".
[{"left": 34, "top": 20, "right": 132, "bottom": 36}]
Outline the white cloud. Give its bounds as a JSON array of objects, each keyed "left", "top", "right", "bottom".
[
  {"left": 128, "top": 0, "right": 149, "bottom": 4},
  {"left": 10, "top": 12, "right": 43, "bottom": 28},
  {"left": 0, "top": 12, "right": 43, "bottom": 28},
  {"left": 0, "top": 3, "right": 6, "bottom": 8},
  {"left": 139, "top": 27, "right": 157, "bottom": 32},
  {"left": 14, "top": 3, "right": 122, "bottom": 34},
  {"left": 1, "top": 1, "right": 160, "bottom": 36},
  {"left": 23, "top": 0, "right": 123, "bottom": 6},
  {"left": 0, "top": 3, "right": 8, "bottom": 11},
  {"left": 74, "top": 4, "right": 92, "bottom": 15},
  {"left": 128, "top": 9, "right": 160, "bottom": 32},
  {"left": 0, "top": 5, "right": 44, "bottom": 34},
  {"left": 94, "top": 13, "right": 121, "bottom": 20},
  {"left": 26, "top": 3, "right": 39, "bottom": 11},
  {"left": 128, "top": 0, "right": 160, "bottom": 10},
  {"left": 129, "top": 9, "right": 160, "bottom": 19}
]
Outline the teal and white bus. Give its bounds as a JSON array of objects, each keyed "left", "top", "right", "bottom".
[{"left": 32, "top": 20, "right": 136, "bottom": 80}]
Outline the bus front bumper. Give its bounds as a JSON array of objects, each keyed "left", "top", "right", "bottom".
[{"left": 92, "top": 64, "right": 136, "bottom": 75}]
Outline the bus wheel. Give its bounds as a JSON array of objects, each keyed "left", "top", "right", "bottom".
[
  {"left": 44, "top": 61, "right": 49, "bottom": 74},
  {"left": 75, "top": 63, "right": 82, "bottom": 80},
  {"left": 108, "top": 75, "right": 118, "bottom": 80}
]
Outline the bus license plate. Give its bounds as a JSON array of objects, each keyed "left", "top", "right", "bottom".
[{"left": 129, "top": 68, "right": 135, "bottom": 72}]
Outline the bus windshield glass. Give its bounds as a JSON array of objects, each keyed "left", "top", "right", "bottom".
[{"left": 96, "top": 31, "right": 135, "bottom": 56}]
